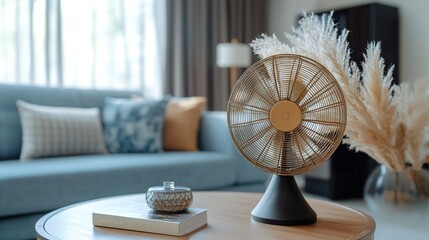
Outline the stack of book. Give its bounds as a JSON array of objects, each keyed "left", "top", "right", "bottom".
[{"left": 93, "top": 202, "right": 207, "bottom": 236}]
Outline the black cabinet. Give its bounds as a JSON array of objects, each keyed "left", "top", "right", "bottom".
[
  {"left": 331, "top": 3, "right": 399, "bottom": 83},
  {"left": 304, "top": 3, "right": 399, "bottom": 200}
]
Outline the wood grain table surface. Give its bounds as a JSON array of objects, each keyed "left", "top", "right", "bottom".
[{"left": 36, "top": 191, "right": 375, "bottom": 240}]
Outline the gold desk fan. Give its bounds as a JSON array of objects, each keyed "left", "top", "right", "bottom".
[{"left": 227, "top": 54, "right": 346, "bottom": 225}]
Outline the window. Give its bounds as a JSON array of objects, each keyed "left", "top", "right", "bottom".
[{"left": 0, "top": 0, "right": 165, "bottom": 98}]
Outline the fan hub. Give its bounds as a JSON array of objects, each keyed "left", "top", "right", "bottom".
[{"left": 269, "top": 100, "right": 302, "bottom": 132}]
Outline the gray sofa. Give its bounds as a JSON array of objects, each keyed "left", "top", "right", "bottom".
[{"left": 0, "top": 84, "right": 267, "bottom": 240}]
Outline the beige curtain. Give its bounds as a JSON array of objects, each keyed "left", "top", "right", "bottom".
[{"left": 164, "top": 0, "right": 267, "bottom": 110}]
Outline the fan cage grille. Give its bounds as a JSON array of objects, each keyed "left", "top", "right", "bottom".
[{"left": 227, "top": 54, "right": 346, "bottom": 176}]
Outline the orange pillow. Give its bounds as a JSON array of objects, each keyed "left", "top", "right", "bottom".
[{"left": 163, "top": 97, "right": 207, "bottom": 151}]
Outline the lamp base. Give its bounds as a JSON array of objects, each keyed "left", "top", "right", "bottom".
[{"left": 251, "top": 175, "right": 317, "bottom": 225}]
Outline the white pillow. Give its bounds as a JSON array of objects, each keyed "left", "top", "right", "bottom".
[{"left": 16, "top": 100, "right": 108, "bottom": 161}]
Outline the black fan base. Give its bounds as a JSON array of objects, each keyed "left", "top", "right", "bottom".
[{"left": 251, "top": 175, "right": 317, "bottom": 226}]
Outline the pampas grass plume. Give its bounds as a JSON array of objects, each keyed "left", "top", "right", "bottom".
[{"left": 250, "top": 13, "right": 429, "bottom": 171}]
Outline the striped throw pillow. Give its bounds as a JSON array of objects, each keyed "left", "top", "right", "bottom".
[{"left": 16, "top": 100, "right": 107, "bottom": 161}]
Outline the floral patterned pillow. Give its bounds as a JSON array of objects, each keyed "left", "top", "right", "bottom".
[{"left": 103, "top": 97, "right": 170, "bottom": 153}]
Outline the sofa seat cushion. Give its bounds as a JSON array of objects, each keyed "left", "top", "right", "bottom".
[{"left": 0, "top": 152, "right": 235, "bottom": 217}]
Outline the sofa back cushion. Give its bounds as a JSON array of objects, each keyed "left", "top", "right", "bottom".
[
  {"left": 0, "top": 84, "right": 136, "bottom": 160},
  {"left": 103, "top": 97, "right": 169, "bottom": 153},
  {"left": 17, "top": 101, "right": 108, "bottom": 160},
  {"left": 163, "top": 97, "right": 207, "bottom": 151}
]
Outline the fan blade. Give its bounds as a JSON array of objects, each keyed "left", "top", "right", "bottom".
[
  {"left": 286, "top": 56, "right": 303, "bottom": 100},
  {"left": 251, "top": 69, "right": 279, "bottom": 105},
  {"left": 271, "top": 56, "right": 282, "bottom": 100},
  {"left": 295, "top": 68, "right": 324, "bottom": 104},
  {"left": 300, "top": 82, "right": 336, "bottom": 108},
  {"left": 229, "top": 117, "right": 269, "bottom": 129},
  {"left": 302, "top": 101, "right": 344, "bottom": 114},
  {"left": 228, "top": 102, "right": 269, "bottom": 114}
]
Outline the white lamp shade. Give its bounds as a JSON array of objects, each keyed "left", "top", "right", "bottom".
[{"left": 216, "top": 43, "right": 252, "bottom": 68}]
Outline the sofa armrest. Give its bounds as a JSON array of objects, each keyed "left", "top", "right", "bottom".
[{"left": 198, "top": 111, "right": 268, "bottom": 184}]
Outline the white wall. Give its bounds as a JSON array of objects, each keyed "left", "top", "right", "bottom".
[
  {"left": 267, "top": 0, "right": 319, "bottom": 42},
  {"left": 268, "top": 0, "right": 429, "bottom": 83}
]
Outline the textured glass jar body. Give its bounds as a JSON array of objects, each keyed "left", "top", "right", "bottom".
[
  {"left": 364, "top": 165, "right": 429, "bottom": 222},
  {"left": 146, "top": 181, "right": 193, "bottom": 212}
]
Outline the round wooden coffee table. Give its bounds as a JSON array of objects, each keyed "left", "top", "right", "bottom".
[{"left": 36, "top": 192, "right": 375, "bottom": 240}]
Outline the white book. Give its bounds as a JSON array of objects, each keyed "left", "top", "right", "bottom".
[{"left": 92, "top": 202, "right": 207, "bottom": 236}]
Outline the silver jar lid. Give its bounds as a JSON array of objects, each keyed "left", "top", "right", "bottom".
[{"left": 147, "top": 181, "right": 191, "bottom": 193}]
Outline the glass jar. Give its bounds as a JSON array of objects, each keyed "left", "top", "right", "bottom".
[
  {"left": 364, "top": 165, "right": 429, "bottom": 223},
  {"left": 146, "top": 181, "right": 193, "bottom": 212}
]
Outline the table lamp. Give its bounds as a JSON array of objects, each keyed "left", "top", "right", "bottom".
[{"left": 216, "top": 38, "right": 251, "bottom": 91}]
